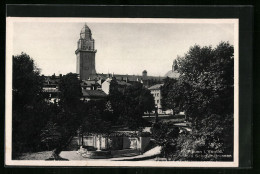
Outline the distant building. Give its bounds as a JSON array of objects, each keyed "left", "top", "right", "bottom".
[
  {"left": 75, "top": 24, "right": 163, "bottom": 87},
  {"left": 81, "top": 80, "right": 101, "bottom": 90},
  {"left": 101, "top": 77, "right": 131, "bottom": 95},
  {"left": 148, "top": 60, "right": 180, "bottom": 114},
  {"left": 42, "top": 75, "right": 60, "bottom": 103},
  {"left": 42, "top": 74, "right": 107, "bottom": 103},
  {"left": 101, "top": 78, "right": 112, "bottom": 95},
  {"left": 81, "top": 89, "right": 107, "bottom": 102},
  {"left": 44, "top": 24, "right": 180, "bottom": 108},
  {"left": 148, "top": 84, "right": 164, "bottom": 114},
  {"left": 164, "top": 59, "right": 180, "bottom": 79}
]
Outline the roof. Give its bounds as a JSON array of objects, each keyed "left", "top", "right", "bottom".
[
  {"left": 148, "top": 84, "right": 164, "bottom": 90},
  {"left": 80, "top": 24, "right": 91, "bottom": 34},
  {"left": 117, "top": 80, "right": 131, "bottom": 86},
  {"left": 164, "top": 70, "right": 180, "bottom": 79},
  {"left": 103, "top": 78, "right": 131, "bottom": 86},
  {"left": 43, "top": 77, "right": 60, "bottom": 85},
  {"left": 95, "top": 73, "right": 162, "bottom": 82},
  {"left": 81, "top": 80, "right": 97, "bottom": 87},
  {"left": 97, "top": 79, "right": 105, "bottom": 85},
  {"left": 82, "top": 89, "right": 107, "bottom": 98}
]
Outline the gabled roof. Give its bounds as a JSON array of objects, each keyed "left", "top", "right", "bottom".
[
  {"left": 102, "top": 78, "right": 131, "bottom": 86},
  {"left": 97, "top": 79, "right": 105, "bottom": 85},
  {"left": 164, "top": 70, "right": 180, "bottom": 79},
  {"left": 81, "top": 80, "right": 97, "bottom": 87},
  {"left": 148, "top": 84, "right": 164, "bottom": 90}
]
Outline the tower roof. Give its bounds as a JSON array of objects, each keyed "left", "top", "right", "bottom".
[
  {"left": 80, "top": 23, "right": 91, "bottom": 34},
  {"left": 164, "top": 70, "right": 180, "bottom": 79},
  {"left": 80, "top": 23, "right": 92, "bottom": 40}
]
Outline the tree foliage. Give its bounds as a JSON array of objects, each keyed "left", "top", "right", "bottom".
[
  {"left": 177, "top": 42, "right": 234, "bottom": 122},
  {"left": 151, "top": 122, "right": 180, "bottom": 160},
  {"left": 162, "top": 42, "right": 233, "bottom": 122},
  {"left": 40, "top": 121, "right": 62, "bottom": 150},
  {"left": 161, "top": 77, "right": 185, "bottom": 114},
  {"left": 13, "top": 53, "right": 43, "bottom": 110},
  {"left": 58, "top": 73, "right": 82, "bottom": 112},
  {"left": 12, "top": 53, "right": 55, "bottom": 156},
  {"left": 80, "top": 100, "right": 112, "bottom": 135},
  {"left": 45, "top": 73, "right": 85, "bottom": 158},
  {"left": 45, "top": 74, "right": 112, "bottom": 159},
  {"left": 109, "top": 79, "right": 154, "bottom": 130},
  {"left": 159, "top": 42, "right": 234, "bottom": 160}
]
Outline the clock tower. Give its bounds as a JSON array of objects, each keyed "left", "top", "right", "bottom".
[{"left": 75, "top": 24, "right": 97, "bottom": 80}]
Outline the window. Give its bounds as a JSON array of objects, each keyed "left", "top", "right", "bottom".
[{"left": 157, "top": 100, "right": 159, "bottom": 104}]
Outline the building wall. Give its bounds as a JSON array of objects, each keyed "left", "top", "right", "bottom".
[
  {"left": 101, "top": 80, "right": 110, "bottom": 94},
  {"left": 150, "top": 89, "right": 162, "bottom": 113},
  {"left": 123, "top": 137, "right": 131, "bottom": 149},
  {"left": 76, "top": 53, "right": 80, "bottom": 74},
  {"left": 77, "top": 51, "right": 96, "bottom": 80},
  {"left": 140, "top": 137, "right": 151, "bottom": 153},
  {"left": 76, "top": 135, "right": 151, "bottom": 152}
]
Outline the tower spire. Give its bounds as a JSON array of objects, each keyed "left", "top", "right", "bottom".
[{"left": 172, "top": 59, "right": 178, "bottom": 71}]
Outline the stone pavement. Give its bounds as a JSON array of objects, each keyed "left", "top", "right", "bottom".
[
  {"left": 59, "top": 146, "right": 162, "bottom": 161},
  {"left": 110, "top": 146, "right": 162, "bottom": 161}
]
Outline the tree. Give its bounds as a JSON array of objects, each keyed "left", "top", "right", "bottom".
[
  {"left": 176, "top": 42, "right": 234, "bottom": 123},
  {"left": 13, "top": 53, "right": 43, "bottom": 111},
  {"left": 160, "top": 42, "right": 234, "bottom": 160},
  {"left": 109, "top": 80, "right": 154, "bottom": 130},
  {"left": 161, "top": 77, "right": 185, "bottom": 114},
  {"left": 58, "top": 73, "right": 82, "bottom": 112},
  {"left": 139, "top": 87, "right": 155, "bottom": 115},
  {"left": 40, "top": 121, "right": 62, "bottom": 150},
  {"left": 151, "top": 122, "right": 180, "bottom": 160},
  {"left": 45, "top": 73, "right": 112, "bottom": 159},
  {"left": 174, "top": 114, "right": 233, "bottom": 161},
  {"left": 108, "top": 78, "right": 124, "bottom": 122},
  {"left": 80, "top": 100, "right": 112, "bottom": 135},
  {"left": 48, "top": 73, "right": 84, "bottom": 159},
  {"left": 12, "top": 53, "right": 54, "bottom": 157}
]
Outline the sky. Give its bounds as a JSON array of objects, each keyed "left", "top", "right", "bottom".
[{"left": 12, "top": 21, "right": 235, "bottom": 76}]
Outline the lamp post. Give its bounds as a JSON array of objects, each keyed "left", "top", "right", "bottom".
[{"left": 155, "top": 105, "right": 159, "bottom": 123}]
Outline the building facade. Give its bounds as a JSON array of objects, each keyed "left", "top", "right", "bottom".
[
  {"left": 148, "top": 84, "right": 164, "bottom": 114},
  {"left": 148, "top": 60, "right": 180, "bottom": 114}
]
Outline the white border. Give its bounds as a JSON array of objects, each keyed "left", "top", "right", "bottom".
[{"left": 5, "top": 17, "right": 239, "bottom": 167}]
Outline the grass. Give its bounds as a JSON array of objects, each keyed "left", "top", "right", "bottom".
[{"left": 14, "top": 151, "right": 53, "bottom": 160}]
